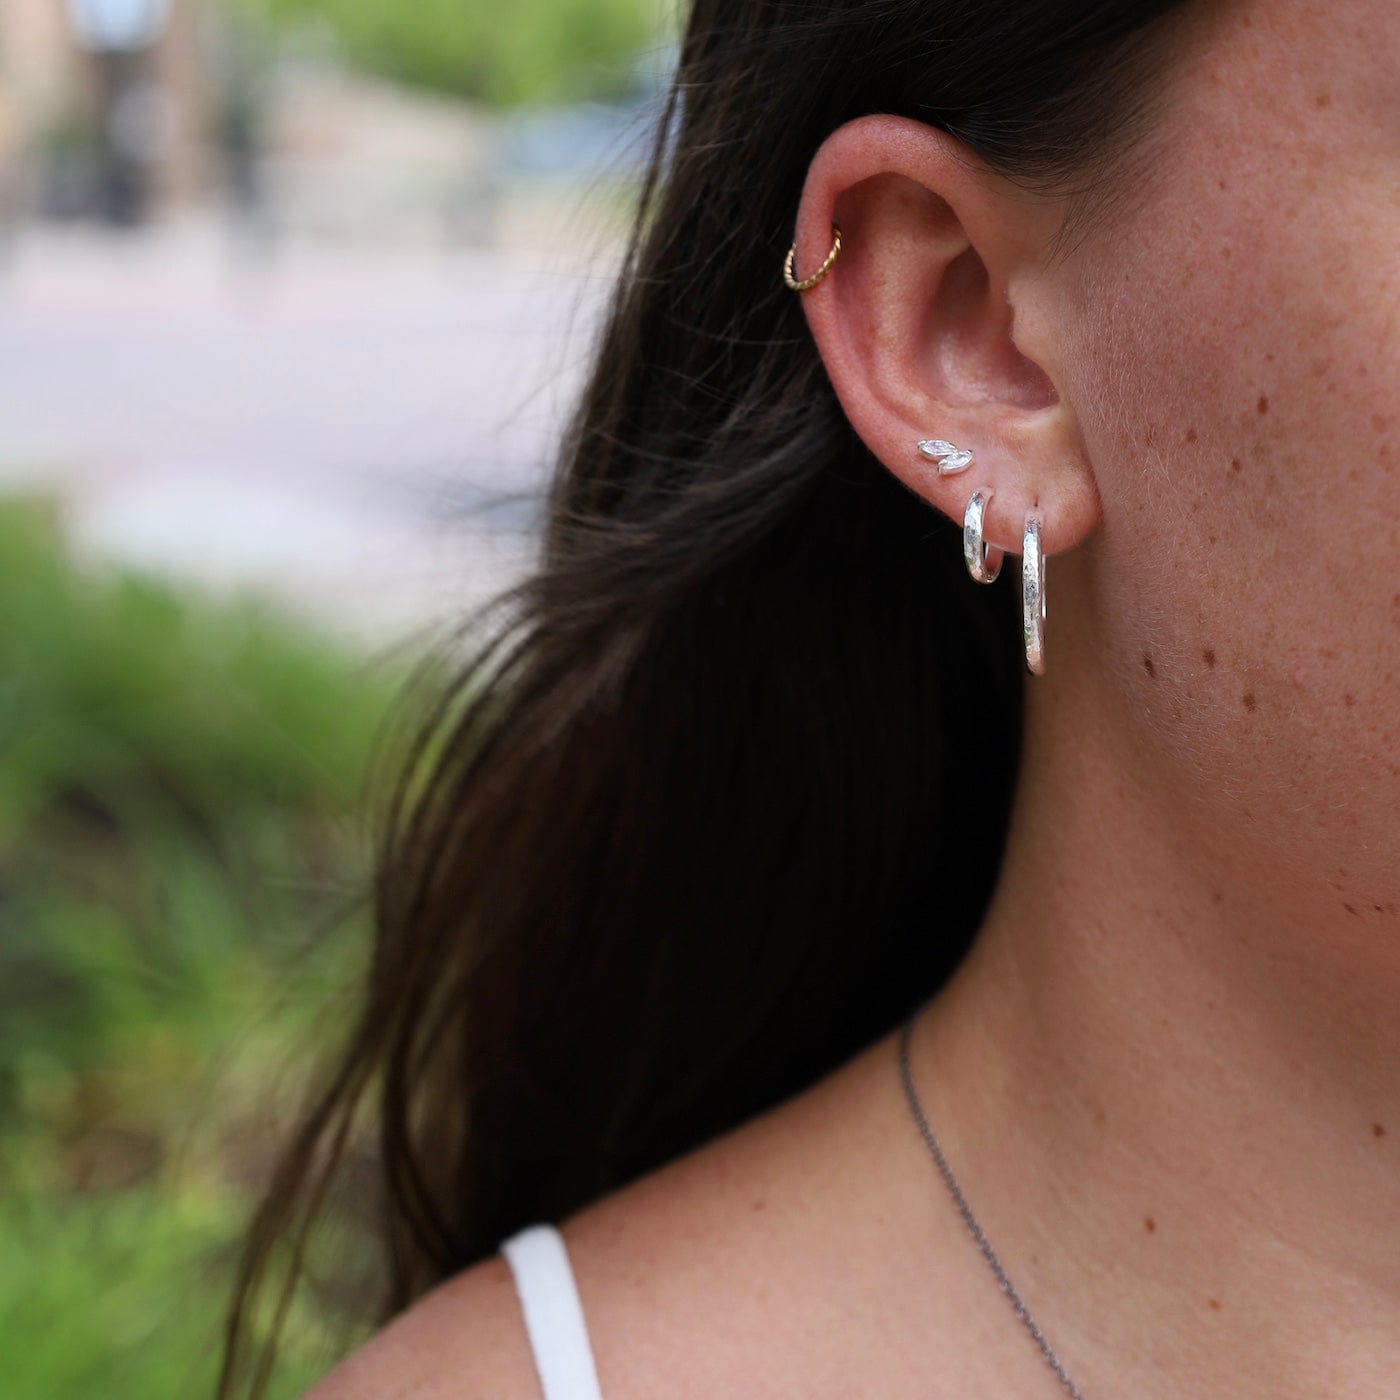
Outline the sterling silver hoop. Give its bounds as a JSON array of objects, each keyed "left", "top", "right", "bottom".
[
  {"left": 1022, "top": 512, "right": 1046, "bottom": 674},
  {"left": 963, "top": 489, "right": 1003, "bottom": 584}
]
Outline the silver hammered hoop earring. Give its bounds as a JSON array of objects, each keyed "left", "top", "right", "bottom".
[
  {"left": 1022, "top": 511, "right": 1046, "bottom": 674},
  {"left": 963, "top": 489, "right": 1003, "bottom": 584}
]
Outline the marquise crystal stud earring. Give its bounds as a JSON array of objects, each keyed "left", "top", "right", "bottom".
[
  {"left": 917, "top": 438, "right": 974, "bottom": 475},
  {"left": 963, "top": 489, "right": 1004, "bottom": 584},
  {"left": 1023, "top": 511, "right": 1046, "bottom": 674}
]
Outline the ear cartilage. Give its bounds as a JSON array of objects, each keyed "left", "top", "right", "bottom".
[{"left": 916, "top": 438, "right": 974, "bottom": 475}]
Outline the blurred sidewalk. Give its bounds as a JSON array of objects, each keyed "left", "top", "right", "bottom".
[{"left": 0, "top": 208, "right": 622, "bottom": 650}]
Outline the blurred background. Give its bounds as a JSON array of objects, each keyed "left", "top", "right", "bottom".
[{"left": 0, "top": 1, "right": 669, "bottom": 1392}]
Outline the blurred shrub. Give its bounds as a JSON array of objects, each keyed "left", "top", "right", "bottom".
[
  {"left": 233, "top": 0, "right": 661, "bottom": 106},
  {"left": 0, "top": 494, "right": 412, "bottom": 1397}
]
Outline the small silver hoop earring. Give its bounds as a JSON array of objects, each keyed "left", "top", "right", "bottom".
[
  {"left": 963, "top": 489, "right": 1003, "bottom": 584},
  {"left": 1023, "top": 512, "right": 1046, "bottom": 674}
]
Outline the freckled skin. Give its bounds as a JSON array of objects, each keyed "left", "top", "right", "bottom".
[
  {"left": 781, "top": 5, "right": 1400, "bottom": 1394},
  {"left": 1050, "top": 0, "right": 1399, "bottom": 923}
]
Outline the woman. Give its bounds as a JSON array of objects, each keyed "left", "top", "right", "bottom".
[{"left": 222, "top": 0, "right": 1400, "bottom": 1394}]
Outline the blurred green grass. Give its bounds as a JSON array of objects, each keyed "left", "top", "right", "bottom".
[
  {"left": 234, "top": 0, "right": 663, "bottom": 107},
  {"left": 0, "top": 495, "right": 413, "bottom": 1397}
]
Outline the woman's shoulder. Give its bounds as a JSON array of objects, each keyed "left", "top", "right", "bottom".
[
  {"left": 299, "top": 1247, "right": 540, "bottom": 1398},
  {"left": 302, "top": 1020, "right": 955, "bottom": 1398},
  {"left": 297, "top": 1124, "right": 815, "bottom": 1400},
  {"left": 300, "top": 1089, "right": 861, "bottom": 1399}
]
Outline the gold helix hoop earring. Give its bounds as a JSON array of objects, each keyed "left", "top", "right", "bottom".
[
  {"left": 963, "top": 489, "right": 1003, "bottom": 584},
  {"left": 1023, "top": 511, "right": 1046, "bottom": 674},
  {"left": 783, "top": 223, "right": 842, "bottom": 291}
]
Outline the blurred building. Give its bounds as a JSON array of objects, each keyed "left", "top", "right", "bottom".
[{"left": 0, "top": 0, "right": 218, "bottom": 224}]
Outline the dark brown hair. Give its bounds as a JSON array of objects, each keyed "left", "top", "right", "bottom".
[{"left": 220, "top": 0, "right": 1194, "bottom": 1391}]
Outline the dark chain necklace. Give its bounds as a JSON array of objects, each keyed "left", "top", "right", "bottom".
[{"left": 897, "top": 1008, "right": 1089, "bottom": 1399}]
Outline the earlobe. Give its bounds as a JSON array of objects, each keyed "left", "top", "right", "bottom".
[{"left": 787, "top": 114, "right": 1101, "bottom": 571}]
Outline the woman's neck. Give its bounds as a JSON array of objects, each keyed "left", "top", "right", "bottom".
[{"left": 914, "top": 580, "right": 1400, "bottom": 1397}]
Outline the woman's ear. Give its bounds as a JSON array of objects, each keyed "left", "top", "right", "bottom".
[{"left": 791, "top": 114, "right": 1101, "bottom": 560}]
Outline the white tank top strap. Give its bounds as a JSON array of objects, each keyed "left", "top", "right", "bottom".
[{"left": 500, "top": 1222, "right": 605, "bottom": 1400}]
